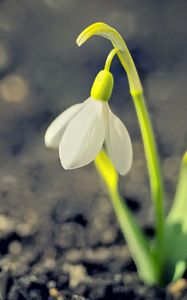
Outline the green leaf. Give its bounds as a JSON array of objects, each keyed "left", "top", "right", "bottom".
[
  {"left": 168, "top": 152, "right": 187, "bottom": 228},
  {"left": 163, "top": 152, "right": 187, "bottom": 282}
]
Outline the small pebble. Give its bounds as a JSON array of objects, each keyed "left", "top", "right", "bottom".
[
  {"left": 47, "top": 280, "right": 56, "bottom": 289},
  {"left": 0, "top": 215, "right": 14, "bottom": 234},
  {"left": 63, "top": 264, "right": 87, "bottom": 288},
  {"left": 49, "top": 288, "right": 59, "bottom": 298},
  {"left": 44, "top": 258, "right": 56, "bottom": 270},
  {"left": 167, "top": 278, "right": 187, "bottom": 296},
  {"left": 8, "top": 241, "right": 22, "bottom": 255}
]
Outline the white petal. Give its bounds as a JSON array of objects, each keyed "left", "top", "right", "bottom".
[
  {"left": 59, "top": 97, "right": 107, "bottom": 169},
  {"left": 45, "top": 103, "right": 82, "bottom": 149},
  {"left": 105, "top": 108, "right": 133, "bottom": 175}
]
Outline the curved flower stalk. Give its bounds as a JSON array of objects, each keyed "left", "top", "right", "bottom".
[
  {"left": 77, "top": 22, "right": 142, "bottom": 95},
  {"left": 77, "top": 22, "right": 165, "bottom": 272}
]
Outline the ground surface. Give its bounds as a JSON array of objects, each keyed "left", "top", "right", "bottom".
[{"left": 0, "top": 0, "right": 187, "bottom": 299}]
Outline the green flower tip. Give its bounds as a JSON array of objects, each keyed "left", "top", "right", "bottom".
[
  {"left": 182, "top": 151, "right": 187, "bottom": 165},
  {"left": 91, "top": 70, "right": 114, "bottom": 102}
]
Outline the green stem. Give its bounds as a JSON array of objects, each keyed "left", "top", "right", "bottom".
[
  {"left": 104, "top": 48, "right": 118, "bottom": 71},
  {"left": 117, "top": 46, "right": 165, "bottom": 261},
  {"left": 104, "top": 44, "right": 165, "bottom": 269},
  {"left": 109, "top": 187, "right": 158, "bottom": 284},
  {"left": 94, "top": 150, "right": 158, "bottom": 284},
  {"left": 132, "top": 93, "right": 165, "bottom": 256},
  {"left": 105, "top": 48, "right": 165, "bottom": 256}
]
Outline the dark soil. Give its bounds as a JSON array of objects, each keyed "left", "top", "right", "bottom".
[
  {"left": 0, "top": 0, "right": 187, "bottom": 299},
  {"left": 0, "top": 194, "right": 187, "bottom": 300}
]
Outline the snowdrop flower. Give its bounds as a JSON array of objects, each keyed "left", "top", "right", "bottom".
[{"left": 45, "top": 69, "right": 132, "bottom": 175}]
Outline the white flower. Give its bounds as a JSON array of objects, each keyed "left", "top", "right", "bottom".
[
  {"left": 45, "top": 70, "right": 133, "bottom": 175},
  {"left": 45, "top": 97, "right": 132, "bottom": 175}
]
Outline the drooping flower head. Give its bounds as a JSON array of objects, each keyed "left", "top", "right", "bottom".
[{"left": 45, "top": 52, "right": 132, "bottom": 175}]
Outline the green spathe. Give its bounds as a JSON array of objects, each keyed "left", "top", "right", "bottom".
[{"left": 91, "top": 70, "right": 114, "bottom": 102}]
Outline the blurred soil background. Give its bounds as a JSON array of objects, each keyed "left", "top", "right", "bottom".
[{"left": 0, "top": 0, "right": 187, "bottom": 299}]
